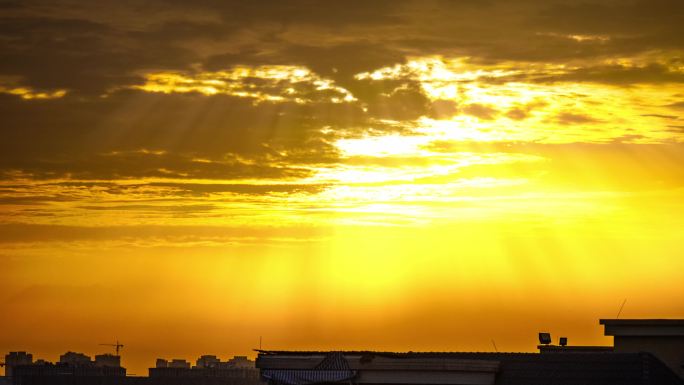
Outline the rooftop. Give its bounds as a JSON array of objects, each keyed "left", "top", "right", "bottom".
[
  {"left": 256, "top": 350, "right": 684, "bottom": 385},
  {"left": 600, "top": 319, "right": 684, "bottom": 337},
  {"left": 600, "top": 319, "right": 684, "bottom": 326}
]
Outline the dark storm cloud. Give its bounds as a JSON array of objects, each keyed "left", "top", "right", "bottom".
[
  {"left": 473, "top": 62, "right": 684, "bottom": 87},
  {"left": 364, "top": 83, "right": 431, "bottom": 121},
  {"left": 0, "top": 83, "right": 438, "bottom": 179},
  {"left": 388, "top": 0, "right": 684, "bottom": 64},
  {"left": 0, "top": 182, "right": 328, "bottom": 212},
  {"left": 168, "top": 0, "right": 401, "bottom": 27},
  {"left": 204, "top": 42, "right": 409, "bottom": 88},
  {"left": 0, "top": 196, "right": 73, "bottom": 205},
  {"left": 148, "top": 182, "right": 328, "bottom": 196},
  {"left": 1, "top": 0, "right": 683, "bottom": 181},
  {"left": 0, "top": 1, "right": 21, "bottom": 9},
  {"left": 2, "top": 0, "right": 683, "bottom": 95},
  {"left": 504, "top": 64, "right": 684, "bottom": 86},
  {"left": 0, "top": 150, "right": 311, "bottom": 180},
  {"left": 76, "top": 204, "right": 217, "bottom": 212},
  {"left": 532, "top": 0, "right": 684, "bottom": 46},
  {"left": 0, "top": 0, "right": 407, "bottom": 95},
  {"left": 0, "top": 90, "right": 345, "bottom": 179},
  {"left": 0, "top": 15, "right": 195, "bottom": 95}
]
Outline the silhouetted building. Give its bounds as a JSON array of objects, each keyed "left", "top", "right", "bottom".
[
  {"left": 11, "top": 363, "right": 125, "bottom": 385},
  {"left": 9, "top": 351, "right": 127, "bottom": 385},
  {"left": 149, "top": 366, "right": 259, "bottom": 379},
  {"left": 197, "top": 356, "right": 220, "bottom": 369},
  {"left": 58, "top": 352, "right": 90, "bottom": 366},
  {"left": 225, "top": 357, "right": 254, "bottom": 369},
  {"left": 150, "top": 356, "right": 261, "bottom": 385},
  {"left": 168, "top": 359, "right": 190, "bottom": 369},
  {"left": 4, "top": 352, "right": 33, "bottom": 377},
  {"left": 601, "top": 318, "right": 684, "bottom": 379},
  {"left": 154, "top": 359, "right": 168, "bottom": 368},
  {"left": 95, "top": 354, "right": 121, "bottom": 368},
  {"left": 257, "top": 350, "right": 683, "bottom": 385},
  {"left": 5, "top": 352, "right": 261, "bottom": 385},
  {"left": 255, "top": 318, "right": 684, "bottom": 385}
]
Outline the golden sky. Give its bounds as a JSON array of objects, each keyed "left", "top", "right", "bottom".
[{"left": 1, "top": 0, "right": 684, "bottom": 376}]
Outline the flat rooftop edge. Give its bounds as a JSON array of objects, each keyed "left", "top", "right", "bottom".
[{"left": 600, "top": 319, "right": 684, "bottom": 325}]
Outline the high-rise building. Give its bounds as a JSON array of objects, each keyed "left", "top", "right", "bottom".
[
  {"left": 168, "top": 359, "right": 190, "bottom": 369},
  {"left": 95, "top": 354, "right": 120, "bottom": 367},
  {"left": 4, "top": 352, "right": 33, "bottom": 377},
  {"left": 58, "top": 352, "right": 91, "bottom": 366},
  {"left": 196, "top": 355, "right": 220, "bottom": 368},
  {"left": 227, "top": 356, "right": 255, "bottom": 368}
]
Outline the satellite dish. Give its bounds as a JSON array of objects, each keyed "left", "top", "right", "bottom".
[{"left": 539, "top": 332, "right": 552, "bottom": 345}]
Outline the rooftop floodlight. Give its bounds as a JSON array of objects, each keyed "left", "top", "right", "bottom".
[
  {"left": 559, "top": 337, "right": 567, "bottom": 346},
  {"left": 539, "top": 332, "right": 552, "bottom": 345}
]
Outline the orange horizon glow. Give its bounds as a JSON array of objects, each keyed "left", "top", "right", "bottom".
[{"left": 1, "top": 0, "right": 684, "bottom": 377}]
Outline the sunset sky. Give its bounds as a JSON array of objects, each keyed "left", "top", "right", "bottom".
[{"left": 1, "top": 0, "right": 684, "bottom": 376}]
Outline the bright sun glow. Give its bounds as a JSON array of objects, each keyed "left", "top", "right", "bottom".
[{"left": 3, "top": 42, "right": 684, "bottom": 374}]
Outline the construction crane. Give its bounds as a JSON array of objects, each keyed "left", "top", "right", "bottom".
[{"left": 100, "top": 340, "right": 124, "bottom": 356}]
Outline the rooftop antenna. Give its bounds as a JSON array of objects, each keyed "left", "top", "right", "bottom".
[
  {"left": 616, "top": 298, "right": 627, "bottom": 319},
  {"left": 491, "top": 339, "right": 498, "bottom": 352},
  {"left": 100, "top": 340, "right": 124, "bottom": 356}
]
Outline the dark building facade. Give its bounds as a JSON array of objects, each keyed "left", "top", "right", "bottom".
[
  {"left": 256, "top": 318, "right": 684, "bottom": 385},
  {"left": 4, "top": 352, "right": 33, "bottom": 378},
  {"left": 601, "top": 318, "right": 684, "bottom": 379},
  {"left": 11, "top": 363, "right": 125, "bottom": 385},
  {"left": 256, "top": 350, "right": 683, "bottom": 385},
  {"left": 148, "top": 365, "right": 262, "bottom": 385},
  {"left": 10, "top": 358, "right": 262, "bottom": 385}
]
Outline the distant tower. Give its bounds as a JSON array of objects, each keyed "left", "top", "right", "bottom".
[
  {"left": 196, "top": 355, "right": 220, "bottom": 369},
  {"left": 5, "top": 352, "right": 33, "bottom": 377},
  {"left": 169, "top": 359, "right": 190, "bottom": 369},
  {"left": 95, "top": 354, "right": 121, "bottom": 367},
  {"left": 59, "top": 352, "right": 91, "bottom": 366},
  {"left": 227, "top": 356, "right": 255, "bottom": 368}
]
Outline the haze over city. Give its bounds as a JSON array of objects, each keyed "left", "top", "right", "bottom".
[{"left": 1, "top": 0, "right": 683, "bottom": 377}]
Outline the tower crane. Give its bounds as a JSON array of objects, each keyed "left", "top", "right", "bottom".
[{"left": 100, "top": 340, "right": 124, "bottom": 356}]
